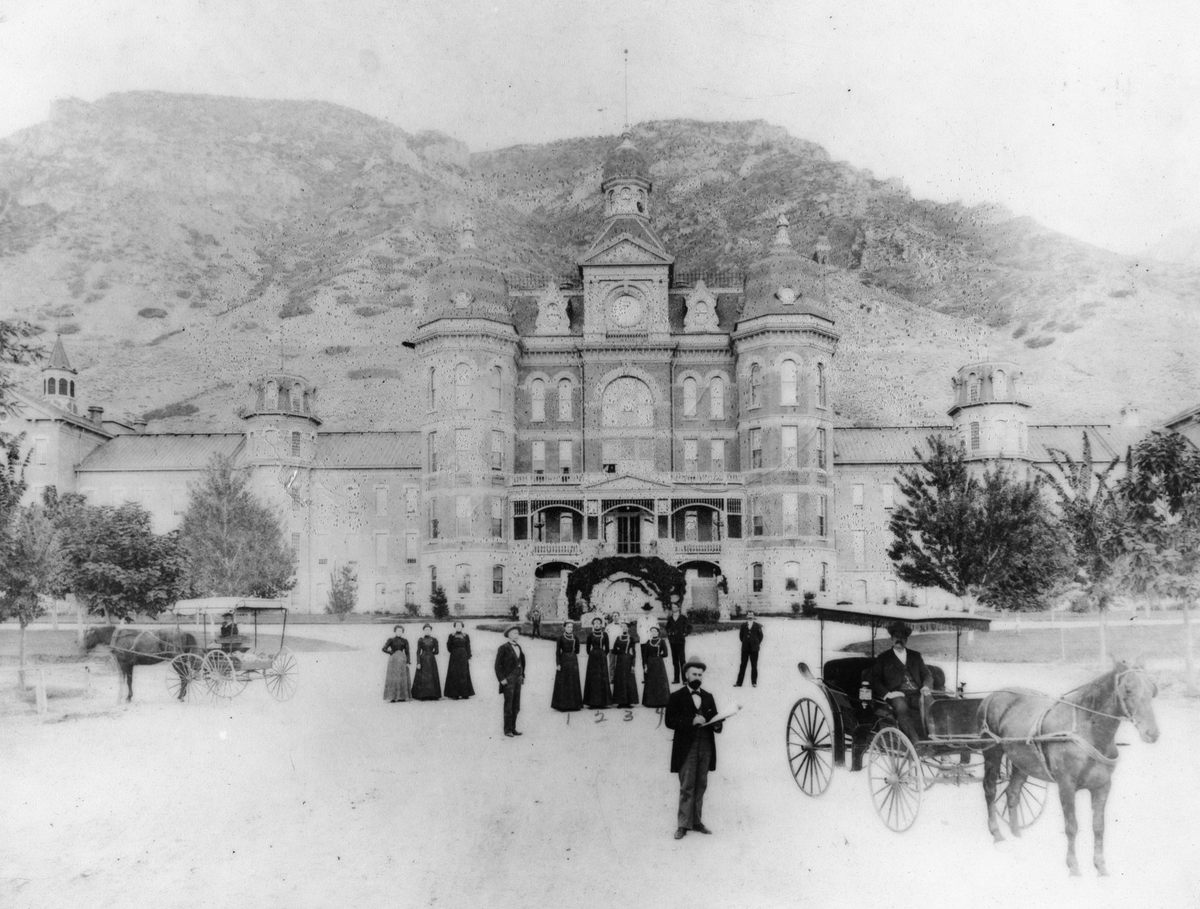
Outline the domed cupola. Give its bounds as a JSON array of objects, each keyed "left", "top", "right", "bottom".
[
  {"left": 740, "top": 214, "right": 834, "bottom": 324},
  {"left": 600, "top": 132, "right": 653, "bottom": 220},
  {"left": 418, "top": 220, "right": 513, "bottom": 328}
]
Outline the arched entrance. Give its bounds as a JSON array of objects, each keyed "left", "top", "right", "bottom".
[
  {"left": 679, "top": 560, "right": 721, "bottom": 614},
  {"left": 591, "top": 573, "right": 654, "bottom": 616},
  {"left": 534, "top": 561, "right": 576, "bottom": 619},
  {"left": 565, "top": 556, "right": 685, "bottom": 620}
]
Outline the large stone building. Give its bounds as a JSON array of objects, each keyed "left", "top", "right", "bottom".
[{"left": 4, "top": 135, "right": 1151, "bottom": 616}]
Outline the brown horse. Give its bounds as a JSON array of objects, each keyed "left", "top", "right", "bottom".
[
  {"left": 980, "top": 658, "right": 1159, "bottom": 876},
  {"left": 83, "top": 625, "right": 202, "bottom": 702}
]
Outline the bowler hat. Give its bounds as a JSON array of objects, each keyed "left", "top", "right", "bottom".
[
  {"left": 504, "top": 624, "right": 521, "bottom": 636},
  {"left": 682, "top": 659, "right": 707, "bottom": 673},
  {"left": 222, "top": 612, "right": 234, "bottom": 618},
  {"left": 886, "top": 620, "right": 913, "bottom": 640}
]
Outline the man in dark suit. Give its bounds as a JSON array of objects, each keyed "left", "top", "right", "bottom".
[
  {"left": 664, "top": 605, "right": 692, "bottom": 684},
  {"left": 734, "top": 611, "right": 763, "bottom": 687},
  {"left": 665, "top": 659, "right": 723, "bottom": 839},
  {"left": 494, "top": 625, "right": 527, "bottom": 738},
  {"left": 867, "top": 620, "right": 933, "bottom": 743}
]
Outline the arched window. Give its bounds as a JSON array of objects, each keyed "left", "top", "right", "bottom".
[
  {"left": 530, "top": 378, "right": 546, "bottom": 422},
  {"left": 817, "top": 363, "right": 827, "bottom": 408},
  {"left": 993, "top": 369, "right": 1007, "bottom": 398},
  {"left": 969, "top": 421, "right": 981, "bottom": 450},
  {"left": 749, "top": 364, "right": 762, "bottom": 408},
  {"left": 69, "top": 380, "right": 75, "bottom": 398},
  {"left": 784, "top": 561, "right": 801, "bottom": 591},
  {"left": 45, "top": 378, "right": 53, "bottom": 394},
  {"left": 491, "top": 366, "right": 503, "bottom": 410},
  {"left": 58, "top": 378, "right": 69, "bottom": 395},
  {"left": 557, "top": 378, "right": 572, "bottom": 421},
  {"left": 492, "top": 565, "right": 504, "bottom": 594},
  {"left": 454, "top": 363, "right": 471, "bottom": 408},
  {"left": 968, "top": 374, "right": 980, "bottom": 403},
  {"left": 752, "top": 562, "right": 763, "bottom": 592},
  {"left": 405, "top": 582, "right": 416, "bottom": 606},
  {"left": 780, "top": 359, "right": 798, "bottom": 405},
  {"left": 428, "top": 367, "right": 437, "bottom": 410},
  {"left": 682, "top": 376, "right": 697, "bottom": 417},
  {"left": 290, "top": 385, "right": 303, "bottom": 412},
  {"left": 277, "top": 387, "right": 289, "bottom": 411},
  {"left": 456, "top": 563, "right": 471, "bottom": 594},
  {"left": 709, "top": 377, "right": 724, "bottom": 419}
]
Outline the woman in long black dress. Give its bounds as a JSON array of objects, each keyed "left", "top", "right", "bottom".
[
  {"left": 443, "top": 621, "right": 475, "bottom": 699},
  {"left": 640, "top": 626, "right": 670, "bottom": 708},
  {"left": 610, "top": 627, "right": 639, "bottom": 708},
  {"left": 411, "top": 623, "right": 442, "bottom": 700},
  {"left": 382, "top": 625, "right": 411, "bottom": 702},
  {"left": 550, "top": 620, "right": 583, "bottom": 712},
  {"left": 582, "top": 617, "right": 611, "bottom": 709}
]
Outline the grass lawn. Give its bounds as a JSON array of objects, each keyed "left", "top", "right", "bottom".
[{"left": 845, "top": 619, "right": 1196, "bottom": 664}]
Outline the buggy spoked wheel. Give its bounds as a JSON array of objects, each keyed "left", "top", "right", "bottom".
[
  {"left": 995, "top": 756, "right": 1049, "bottom": 830},
  {"left": 265, "top": 648, "right": 298, "bottom": 701},
  {"left": 166, "top": 653, "right": 203, "bottom": 702},
  {"left": 203, "top": 650, "right": 248, "bottom": 699},
  {"left": 786, "top": 697, "right": 834, "bottom": 796},
  {"left": 868, "top": 727, "right": 922, "bottom": 832}
]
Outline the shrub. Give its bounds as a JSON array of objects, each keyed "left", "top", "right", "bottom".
[
  {"left": 279, "top": 300, "right": 313, "bottom": 319},
  {"left": 508, "top": 604, "right": 519, "bottom": 620},
  {"left": 404, "top": 601, "right": 421, "bottom": 618},
  {"left": 688, "top": 606, "right": 720, "bottom": 625},
  {"left": 326, "top": 565, "right": 358, "bottom": 620},
  {"left": 790, "top": 601, "right": 801, "bottom": 616},
  {"left": 354, "top": 305, "right": 385, "bottom": 317},
  {"left": 802, "top": 591, "right": 818, "bottom": 617},
  {"left": 138, "top": 307, "right": 168, "bottom": 319},
  {"left": 323, "top": 345, "right": 351, "bottom": 356},
  {"left": 430, "top": 584, "right": 449, "bottom": 620},
  {"left": 143, "top": 401, "right": 199, "bottom": 420},
  {"left": 897, "top": 592, "right": 917, "bottom": 608}
]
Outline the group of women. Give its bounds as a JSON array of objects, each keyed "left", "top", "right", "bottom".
[
  {"left": 551, "top": 617, "right": 671, "bottom": 712},
  {"left": 381, "top": 621, "right": 475, "bottom": 702}
]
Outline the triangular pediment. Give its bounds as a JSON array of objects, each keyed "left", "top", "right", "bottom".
[
  {"left": 582, "top": 238, "right": 672, "bottom": 267},
  {"left": 584, "top": 472, "right": 673, "bottom": 491},
  {"left": 578, "top": 217, "right": 674, "bottom": 267}
]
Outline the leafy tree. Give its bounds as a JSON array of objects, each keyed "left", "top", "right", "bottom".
[
  {"left": 430, "top": 583, "right": 449, "bottom": 620},
  {"left": 0, "top": 319, "right": 43, "bottom": 417},
  {"left": 1118, "top": 431, "right": 1200, "bottom": 692},
  {"left": 178, "top": 455, "right": 296, "bottom": 597},
  {"left": 326, "top": 564, "right": 358, "bottom": 620},
  {"left": 888, "top": 434, "right": 1070, "bottom": 611},
  {"left": 0, "top": 503, "right": 63, "bottom": 686},
  {"left": 58, "top": 502, "right": 188, "bottom": 622}
]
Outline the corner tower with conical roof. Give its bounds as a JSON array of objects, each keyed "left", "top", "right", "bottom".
[
  {"left": 732, "top": 214, "right": 840, "bottom": 610},
  {"left": 411, "top": 220, "right": 519, "bottom": 613},
  {"left": 42, "top": 335, "right": 79, "bottom": 414}
]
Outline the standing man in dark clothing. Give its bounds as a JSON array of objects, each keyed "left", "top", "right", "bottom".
[
  {"left": 664, "top": 605, "right": 692, "bottom": 684},
  {"left": 665, "top": 659, "right": 723, "bottom": 839},
  {"left": 494, "top": 625, "right": 527, "bottom": 738},
  {"left": 528, "top": 605, "right": 542, "bottom": 639},
  {"left": 867, "top": 620, "right": 933, "bottom": 743},
  {"left": 734, "top": 611, "right": 763, "bottom": 687}
]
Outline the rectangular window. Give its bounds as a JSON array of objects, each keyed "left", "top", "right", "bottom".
[
  {"left": 406, "top": 531, "right": 418, "bottom": 564},
  {"left": 492, "top": 565, "right": 504, "bottom": 594},
  {"left": 683, "top": 439, "right": 698, "bottom": 472},
  {"left": 970, "top": 422, "right": 981, "bottom": 450},
  {"left": 752, "top": 513, "right": 764, "bottom": 537},
  {"left": 881, "top": 483, "right": 895, "bottom": 510},
  {"left": 853, "top": 530, "right": 866, "bottom": 568},
  {"left": 601, "top": 440, "right": 617, "bottom": 473},
  {"left": 290, "top": 532, "right": 301, "bottom": 562},
  {"left": 782, "top": 493, "right": 798, "bottom": 536},
  {"left": 430, "top": 565, "right": 438, "bottom": 594},
  {"left": 429, "top": 504, "right": 439, "bottom": 539},
  {"left": 456, "top": 564, "right": 471, "bottom": 594},
  {"left": 532, "top": 441, "right": 546, "bottom": 473},
  {"left": 405, "top": 486, "right": 419, "bottom": 514},
  {"left": 710, "top": 439, "right": 725, "bottom": 472},
  {"left": 817, "top": 428, "right": 827, "bottom": 469},
  {"left": 375, "top": 532, "right": 389, "bottom": 568},
  {"left": 750, "top": 428, "right": 762, "bottom": 469},
  {"left": 820, "top": 562, "right": 828, "bottom": 592},
  {"left": 491, "top": 431, "right": 504, "bottom": 471},
  {"left": 752, "top": 562, "right": 763, "bottom": 593},
  {"left": 375, "top": 485, "right": 388, "bottom": 516},
  {"left": 683, "top": 511, "right": 698, "bottom": 542},
  {"left": 456, "top": 496, "right": 471, "bottom": 537},
  {"left": 455, "top": 429, "right": 471, "bottom": 471},
  {"left": 817, "top": 496, "right": 828, "bottom": 536},
  {"left": 558, "top": 440, "right": 572, "bottom": 474},
  {"left": 491, "top": 500, "right": 504, "bottom": 538},
  {"left": 559, "top": 512, "right": 574, "bottom": 541},
  {"left": 782, "top": 426, "right": 798, "bottom": 468},
  {"left": 291, "top": 432, "right": 301, "bottom": 457},
  {"left": 852, "top": 484, "right": 864, "bottom": 508},
  {"left": 428, "top": 432, "right": 438, "bottom": 472}
]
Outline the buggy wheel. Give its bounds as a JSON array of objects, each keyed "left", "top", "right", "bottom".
[
  {"left": 786, "top": 697, "right": 834, "bottom": 796},
  {"left": 867, "top": 727, "right": 922, "bottom": 832},
  {"left": 166, "top": 653, "right": 203, "bottom": 702},
  {"left": 265, "top": 648, "right": 298, "bottom": 701},
  {"left": 995, "top": 755, "right": 1049, "bottom": 830},
  {"left": 203, "top": 650, "right": 248, "bottom": 699}
]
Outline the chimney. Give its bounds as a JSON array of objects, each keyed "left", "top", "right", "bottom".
[
  {"left": 133, "top": 418, "right": 148, "bottom": 433},
  {"left": 87, "top": 405, "right": 104, "bottom": 424}
]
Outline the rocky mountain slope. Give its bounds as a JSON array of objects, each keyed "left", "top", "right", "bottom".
[{"left": 0, "top": 92, "right": 1195, "bottom": 432}]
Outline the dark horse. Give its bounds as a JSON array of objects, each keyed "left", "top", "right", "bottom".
[
  {"left": 980, "top": 658, "right": 1159, "bottom": 876},
  {"left": 83, "top": 625, "right": 202, "bottom": 702}
]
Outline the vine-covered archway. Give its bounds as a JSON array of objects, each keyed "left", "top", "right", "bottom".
[{"left": 565, "top": 556, "right": 686, "bottom": 619}]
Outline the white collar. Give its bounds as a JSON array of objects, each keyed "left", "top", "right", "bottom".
[{"left": 892, "top": 645, "right": 907, "bottom": 660}]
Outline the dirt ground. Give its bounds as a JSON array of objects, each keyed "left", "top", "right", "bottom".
[{"left": 3, "top": 619, "right": 1198, "bottom": 909}]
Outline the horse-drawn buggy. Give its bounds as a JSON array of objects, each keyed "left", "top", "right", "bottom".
[
  {"left": 785, "top": 602, "right": 1161, "bottom": 875},
  {"left": 84, "top": 597, "right": 297, "bottom": 703}
]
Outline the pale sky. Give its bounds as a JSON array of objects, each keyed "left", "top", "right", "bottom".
[{"left": 1, "top": 0, "right": 1197, "bottom": 254}]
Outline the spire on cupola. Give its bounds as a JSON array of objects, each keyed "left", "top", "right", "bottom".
[
  {"left": 42, "top": 334, "right": 79, "bottom": 414},
  {"left": 773, "top": 213, "right": 793, "bottom": 248},
  {"left": 601, "top": 132, "right": 653, "bottom": 221}
]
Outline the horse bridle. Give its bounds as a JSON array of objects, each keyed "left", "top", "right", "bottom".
[{"left": 1112, "top": 667, "right": 1156, "bottom": 723}]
